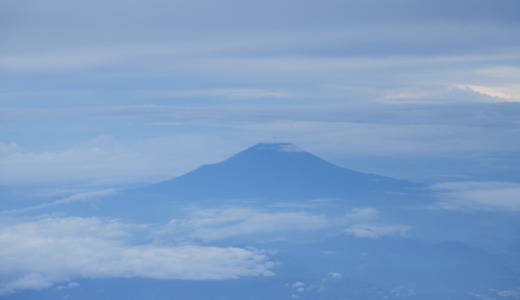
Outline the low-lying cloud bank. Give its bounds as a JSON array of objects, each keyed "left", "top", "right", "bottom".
[
  {"left": 0, "top": 217, "right": 274, "bottom": 296},
  {"left": 0, "top": 206, "right": 414, "bottom": 295}
]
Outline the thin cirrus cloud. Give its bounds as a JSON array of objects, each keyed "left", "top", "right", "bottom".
[{"left": 0, "top": 217, "right": 275, "bottom": 296}]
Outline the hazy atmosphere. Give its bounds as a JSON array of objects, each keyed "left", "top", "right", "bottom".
[{"left": 1, "top": 0, "right": 520, "bottom": 299}]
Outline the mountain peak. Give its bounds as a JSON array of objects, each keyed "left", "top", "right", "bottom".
[{"left": 247, "top": 142, "right": 303, "bottom": 153}]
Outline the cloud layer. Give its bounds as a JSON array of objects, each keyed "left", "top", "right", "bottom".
[
  {"left": 0, "top": 217, "right": 274, "bottom": 296},
  {"left": 0, "top": 205, "right": 414, "bottom": 295}
]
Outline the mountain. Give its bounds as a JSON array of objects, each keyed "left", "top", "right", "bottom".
[
  {"left": 136, "top": 142, "right": 422, "bottom": 202},
  {"left": 36, "top": 142, "right": 428, "bottom": 221}
]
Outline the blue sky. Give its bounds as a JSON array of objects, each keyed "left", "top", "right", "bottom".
[{"left": 1, "top": 0, "right": 520, "bottom": 188}]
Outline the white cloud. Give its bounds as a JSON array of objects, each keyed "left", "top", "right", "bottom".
[
  {"left": 0, "top": 217, "right": 274, "bottom": 296},
  {"left": 56, "top": 282, "right": 79, "bottom": 290},
  {"left": 344, "top": 207, "right": 379, "bottom": 221},
  {"left": 151, "top": 207, "right": 396, "bottom": 243},
  {"left": 0, "top": 142, "right": 21, "bottom": 155},
  {"left": 334, "top": 208, "right": 411, "bottom": 239},
  {"left": 431, "top": 182, "right": 520, "bottom": 212},
  {"left": 158, "top": 207, "right": 329, "bottom": 242},
  {"left": 0, "top": 206, "right": 416, "bottom": 295},
  {"left": 493, "top": 287, "right": 520, "bottom": 299},
  {"left": 454, "top": 84, "right": 520, "bottom": 102},
  {"left": 380, "top": 85, "right": 501, "bottom": 104},
  {"left": 278, "top": 143, "right": 304, "bottom": 152},
  {"left": 343, "top": 224, "right": 411, "bottom": 239},
  {"left": 288, "top": 281, "right": 307, "bottom": 295}
]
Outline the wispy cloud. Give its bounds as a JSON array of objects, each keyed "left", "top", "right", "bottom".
[
  {"left": 454, "top": 84, "right": 520, "bottom": 102},
  {"left": 0, "top": 134, "right": 241, "bottom": 186},
  {"left": 343, "top": 224, "right": 412, "bottom": 239},
  {"left": 1, "top": 189, "right": 117, "bottom": 214},
  {"left": 341, "top": 207, "right": 412, "bottom": 239},
  {"left": 431, "top": 181, "right": 520, "bottom": 212},
  {"left": 156, "top": 207, "right": 330, "bottom": 242}
]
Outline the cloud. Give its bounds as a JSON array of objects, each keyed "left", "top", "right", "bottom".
[
  {"left": 431, "top": 181, "right": 520, "bottom": 212},
  {"left": 3, "top": 0, "right": 519, "bottom": 62},
  {"left": 0, "top": 217, "right": 274, "bottom": 296},
  {"left": 342, "top": 208, "right": 412, "bottom": 239},
  {"left": 238, "top": 120, "right": 520, "bottom": 157},
  {"left": 157, "top": 207, "right": 330, "bottom": 242},
  {"left": 0, "top": 134, "right": 244, "bottom": 186},
  {"left": 454, "top": 84, "right": 520, "bottom": 102},
  {"left": 0, "top": 142, "right": 21, "bottom": 155},
  {"left": 344, "top": 207, "right": 380, "bottom": 221},
  {"left": 0, "top": 206, "right": 415, "bottom": 295},
  {"left": 327, "top": 272, "right": 342, "bottom": 279},
  {"left": 492, "top": 287, "right": 520, "bottom": 299},
  {"left": 141, "top": 88, "right": 297, "bottom": 100},
  {"left": 343, "top": 224, "right": 411, "bottom": 239},
  {"left": 381, "top": 85, "right": 504, "bottom": 104},
  {"left": 55, "top": 282, "right": 79, "bottom": 290},
  {"left": 2, "top": 189, "right": 118, "bottom": 214}
]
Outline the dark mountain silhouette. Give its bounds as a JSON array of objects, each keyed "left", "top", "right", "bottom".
[{"left": 137, "top": 142, "right": 422, "bottom": 202}]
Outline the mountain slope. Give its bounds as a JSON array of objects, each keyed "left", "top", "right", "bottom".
[{"left": 138, "top": 142, "right": 421, "bottom": 202}]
